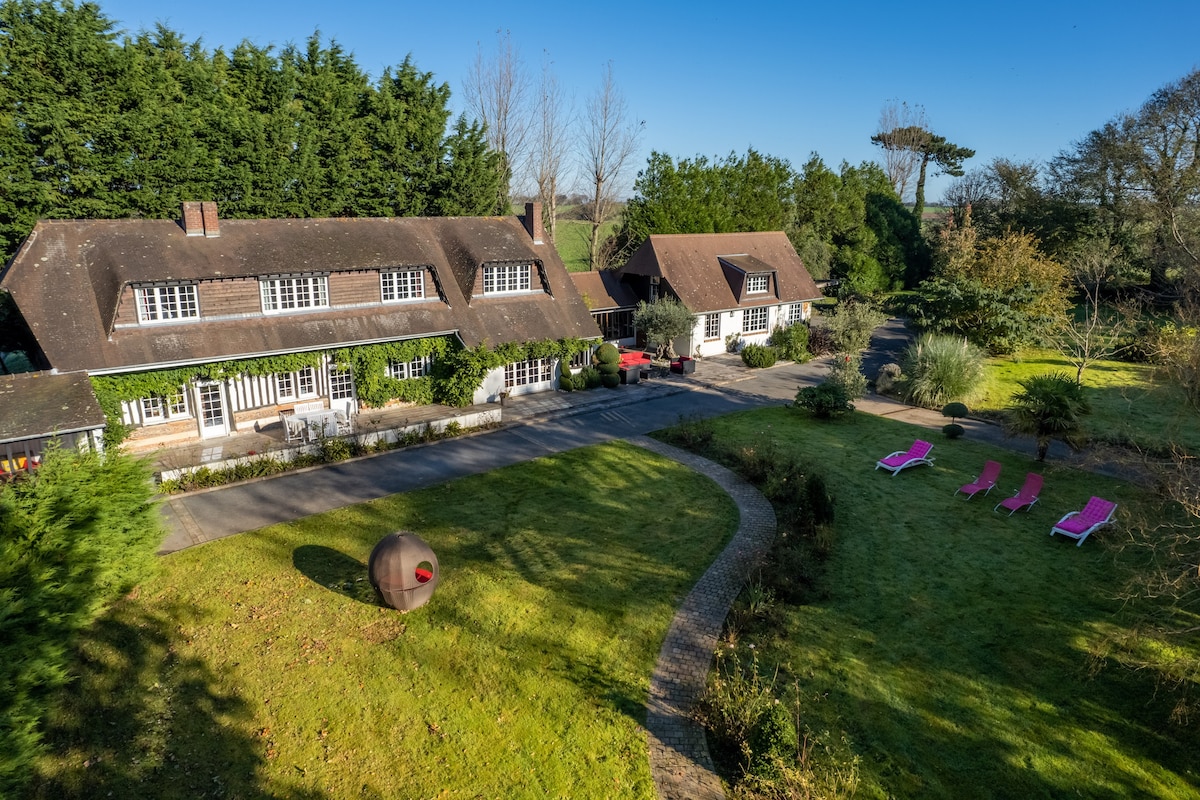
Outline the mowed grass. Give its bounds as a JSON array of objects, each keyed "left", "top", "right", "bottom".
[
  {"left": 32, "top": 442, "right": 738, "bottom": 799},
  {"left": 693, "top": 407, "right": 1200, "bottom": 798},
  {"left": 554, "top": 218, "right": 618, "bottom": 272},
  {"left": 973, "top": 348, "right": 1200, "bottom": 454}
]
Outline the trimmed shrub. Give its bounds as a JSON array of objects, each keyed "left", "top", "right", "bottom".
[
  {"left": 594, "top": 342, "right": 620, "bottom": 365},
  {"left": 600, "top": 373, "right": 621, "bottom": 388},
  {"left": 942, "top": 401, "right": 969, "bottom": 422},
  {"left": 902, "top": 334, "right": 986, "bottom": 408},
  {"left": 768, "top": 323, "right": 811, "bottom": 362},
  {"left": 558, "top": 370, "right": 576, "bottom": 391},
  {"left": 794, "top": 382, "right": 854, "bottom": 418},
  {"left": 942, "top": 423, "right": 965, "bottom": 439},
  {"left": 740, "top": 344, "right": 779, "bottom": 368},
  {"left": 596, "top": 361, "right": 620, "bottom": 376}
]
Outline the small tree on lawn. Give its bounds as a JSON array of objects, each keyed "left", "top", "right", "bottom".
[
  {"left": 634, "top": 298, "right": 695, "bottom": 360},
  {"left": 1006, "top": 372, "right": 1090, "bottom": 461}
]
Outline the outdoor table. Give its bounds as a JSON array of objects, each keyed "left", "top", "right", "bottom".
[{"left": 293, "top": 409, "right": 339, "bottom": 438}]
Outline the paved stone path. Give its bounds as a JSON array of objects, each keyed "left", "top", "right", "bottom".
[{"left": 630, "top": 435, "right": 778, "bottom": 800}]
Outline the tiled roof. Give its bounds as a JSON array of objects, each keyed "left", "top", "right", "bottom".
[
  {"left": 0, "top": 213, "right": 600, "bottom": 374},
  {"left": 0, "top": 371, "right": 105, "bottom": 443},
  {"left": 570, "top": 270, "right": 639, "bottom": 311},
  {"left": 617, "top": 232, "right": 821, "bottom": 314}
]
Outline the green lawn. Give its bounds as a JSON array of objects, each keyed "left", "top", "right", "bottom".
[
  {"left": 32, "top": 442, "right": 738, "bottom": 799},
  {"left": 973, "top": 348, "right": 1200, "bottom": 454},
  {"left": 687, "top": 407, "right": 1200, "bottom": 798},
  {"left": 554, "top": 218, "right": 618, "bottom": 272}
]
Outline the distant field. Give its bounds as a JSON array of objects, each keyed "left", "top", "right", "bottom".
[{"left": 554, "top": 219, "right": 618, "bottom": 272}]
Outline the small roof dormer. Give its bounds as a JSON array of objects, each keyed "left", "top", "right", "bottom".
[{"left": 718, "top": 254, "right": 778, "bottom": 303}]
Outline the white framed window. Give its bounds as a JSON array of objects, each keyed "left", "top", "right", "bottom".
[
  {"left": 788, "top": 303, "right": 807, "bottom": 325},
  {"left": 704, "top": 313, "right": 721, "bottom": 340},
  {"left": 386, "top": 356, "right": 433, "bottom": 380},
  {"left": 381, "top": 270, "right": 425, "bottom": 302},
  {"left": 482, "top": 263, "right": 532, "bottom": 295},
  {"left": 329, "top": 368, "right": 355, "bottom": 401},
  {"left": 743, "top": 306, "right": 769, "bottom": 334},
  {"left": 140, "top": 388, "right": 189, "bottom": 423},
  {"left": 277, "top": 367, "right": 318, "bottom": 401},
  {"left": 747, "top": 274, "right": 769, "bottom": 294},
  {"left": 505, "top": 358, "right": 554, "bottom": 388},
  {"left": 260, "top": 275, "right": 329, "bottom": 312},
  {"left": 136, "top": 284, "right": 199, "bottom": 323}
]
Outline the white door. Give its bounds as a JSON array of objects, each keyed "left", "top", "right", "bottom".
[{"left": 196, "top": 383, "right": 229, "bottom": 439}]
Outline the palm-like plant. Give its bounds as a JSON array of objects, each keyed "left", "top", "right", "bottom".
[{"left": 1007, "top": 372, "right": 1090, "bottom": 461}]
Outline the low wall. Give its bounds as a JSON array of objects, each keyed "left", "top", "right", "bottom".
[{"left": 159, "top": 408, "right": 500, "bottom": 483}]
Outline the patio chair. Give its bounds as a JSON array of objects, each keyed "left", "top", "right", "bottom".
[
  {"left": 993, "top": 472, "right": 1043, "bottom": 516},
  {"left": 281, "top": 412, "right": 307, "bottom": 444},
  {"left": 335, "top": 411, "right": 353, "bottom": 435},
  {"left": 875, "top": 439, "right": 934, "bottom": 476},
  {"left": 955, "top": 460, "right": 1002, "bottom": 499},
  {"left": 1050, "top": 496, "right": 1117, "bottom": 546}
]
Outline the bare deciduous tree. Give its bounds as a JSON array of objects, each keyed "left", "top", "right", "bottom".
[
  {"left": 1048, "top": 243, "right": 1132, "bottom": 382},
  {"left": 874, "top": 100, "right": 928, "bottom": 201},
  {"left": 530, "top": 54, "right": 572, "bottom": 244},
  {"left": 581, "top": 62, "right": 642, "bottom": 269},
  {"left": 463, "top": 31, "right": 530, "bottom": 211}
]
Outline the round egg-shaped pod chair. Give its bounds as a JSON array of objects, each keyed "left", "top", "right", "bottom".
[{"left": 368, "top": 531, "right": 440, "bottom": 611}]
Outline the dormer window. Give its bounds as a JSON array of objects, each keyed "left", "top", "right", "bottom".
[
  {"left": 260, "top": 275, "right": 329, "bottom": 313},
  {"left": 482, "top": 263, "right": 533, "bottom": 295},
  {"left": 381, "top": 270, "right": 425, "bottom": 302},
  {"left": 135, "top": 283, "right": 199, "bottom": 323},
  {"left": 747, "top": 274, "right": 769, "bottom": 294}
]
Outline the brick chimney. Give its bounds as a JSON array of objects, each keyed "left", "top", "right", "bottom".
[
  {"left": 523, "top": 202, "right": 545, "bottom": 245},
  {"left": 181, "top": 201, "right": 220, "bottom": 238},
  {"left": 200, "top": 201, "right": 220, "bottom": 237}
]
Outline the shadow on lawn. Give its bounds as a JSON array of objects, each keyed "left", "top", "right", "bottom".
[
  {"left": 293, "top": 544, "right": 380, "bottom": 606},
  {"left": 31, "top": 600, "right": 332, "bottom": 800}
]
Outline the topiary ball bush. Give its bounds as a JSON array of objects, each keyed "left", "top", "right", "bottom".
[
  {"left": 594, "top": 343, "right": 620, "bottom": 365},
  {"left": 596, "top": 361, "right": 620, "bottom": 376},
  {"left": 600, "top": 373, "right": 621, "bottom": 389},
  {"left": 559, "top": 370, "right": 575, "bottom": 391},
  {"left": 942, "top": 402, "right": 969, "bottom": 421},
  {"left": 740, "top": 343, "right": 779, "bottom": 369},
  {"left": 942, "top": 423, "right": 965, "bottom": 439}
]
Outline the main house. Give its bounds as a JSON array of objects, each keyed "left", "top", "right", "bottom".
[
  {"left": 0, "top": 202, "right": 599, "bottom": 454},
  {"left": 579, "top": 232, "right": 822, "bottom": 357}
]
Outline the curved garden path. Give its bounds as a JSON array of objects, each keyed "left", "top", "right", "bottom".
[{"left": 629, "top": 436, "right": 778, "bottom": 800}]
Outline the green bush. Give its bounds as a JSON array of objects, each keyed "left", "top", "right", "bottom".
[
  {"left": 596, "top": 361, "right": 620, "bottom": 376},
  {"left": 594, "top": 343, "right": 620, "bottom": 365},
  {"left": 942, "top": 423, "right": 965, "bottom": 439},
  {"left": 794, "top": 382, "right": 855, "bottom": 418},
  {"left": 804, "top": 473, "right": 835, "bottom": 528},
  {"left": 748, "top": 699, "right": 799, "bottom": 779},
  {"left": 902, "top": 334, "right": 986, "bottom": 408},
  {"left": 600, "top": 373, "right": 620, "bottom": 389},
  {"left": 942, "top": 401, "right": 969, "bottom": 421},
  {"left": 741, "top": 343, "right": 779, "bottom": 368},
  {"left": 828, "top": 352, "right": 868, "bottom": 399},
  {"left": 579, "top": 366, "right": 601, "bottom": 389},
  {"left": 768, "top": 323, "right": 810, "bottom": 362},
  {"left": 558, "top": 370, "right": 576, "bottom": 391}
]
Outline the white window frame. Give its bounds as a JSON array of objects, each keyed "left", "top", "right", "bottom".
[
  {"left": 743, "top": 306, "right": 769, "bottom": 334},
  {"left": 329, "top": 368, "right": 355, "bottom": 401},
  {"left": 136, "top": 283, "right": 199, "bottom": 323},
  {"left": 260, "top": 275, "right": 329, "bottom": 313},
  {"left": 504, "top": 358, "right": 554, "bottom": 388},
  {"left": 387, "top": 355, "right": 433, "bottom": 380},
  {"left": 482, "top": 263, "right": 532, "bottom": 295},
  {"left": 704, "top": 313, "right": 721, "bottom": 340},
  {"left": 788, "top": 303, "right": 807, "bottom": 325},
  {"left": 277, "top": 366, "right": 318, "bottom": 401},
  {"left": 381, "top": 270, "right": 425, "bottom": 302},
  {"left": 140, "top": 388, "right": 190, "bottom": 424},
  {"left": 747, "top": 274, "right": 769, "bottom": 294}
]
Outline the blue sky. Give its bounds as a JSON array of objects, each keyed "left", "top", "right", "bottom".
[{"left": 96, "top": 0, "right": 1200, "bottom": 202}]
